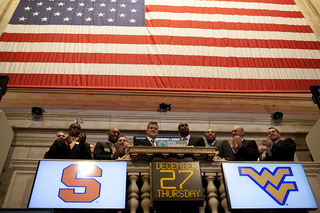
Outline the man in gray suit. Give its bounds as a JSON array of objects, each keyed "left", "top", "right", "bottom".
[
  {"left": 205, "top": 129, "right": 235, "bottom": 161},
  {"left": 178, "top": 122, "right": 205, "bottom": 146}
]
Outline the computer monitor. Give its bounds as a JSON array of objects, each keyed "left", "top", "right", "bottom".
[
  {"left": 134, "top": 136, "right": 180, "bottom": 142},
  {"left": 0, "top": 76, "right": 9, "bottom": 101},
  {"left": 222, "top": 162, "right": 318, "bottom": 211},
  {"left": 28, "top": 161, "right": 127, "bottom": 210}
]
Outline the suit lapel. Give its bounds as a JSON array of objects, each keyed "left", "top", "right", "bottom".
[{"left": 146, "top": 139, "right": 153, "bottom": 146}]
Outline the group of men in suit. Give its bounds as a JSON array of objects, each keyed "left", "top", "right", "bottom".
[
  {"left": 134, "top": 122, "right": 296, "bottom": 162},
  {"left": 46, "top": 121, "right": 296, "bottom": 161}
]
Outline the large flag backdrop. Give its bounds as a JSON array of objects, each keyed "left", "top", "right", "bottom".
[{"left": 0, "top": 0, "right": 320, "bottom": 92}]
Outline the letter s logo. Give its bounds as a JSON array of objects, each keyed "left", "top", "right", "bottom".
[{"left": 59, "top": 164, "right": 102, "bottom": 202}]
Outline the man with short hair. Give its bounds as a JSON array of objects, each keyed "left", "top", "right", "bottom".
[
  {"left": 231, "top": 126, "right": 259, "bottom": 161},
  {"left": 261, "top": 127, "right": 296, "bottom": 161},
  {"left": 134, "top": 121, "right": 159, "bottom": 146},
  {"left": 178, "top": 122, "right": 205, "bottom": 146},
  {"left": 55, "top": 131, "right": 67, "bottom": 140},
  {"left": 205, "top": 129, "right": 235, "bottom": 161},
  {"left": 94, "top": 128, "right": 122, "bottom": 160}
]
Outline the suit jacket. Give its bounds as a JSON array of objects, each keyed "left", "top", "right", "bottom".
[
  {"left": 46, "top": 138, "right": 91, "bottom": 159},
  {"left": 188, "top": 136, "right": 205, "bottom": 147},
  {"left": 209, "top": 140, "right": 235, "bottom": 161},
  {"left": 264, "top": 138, "right": 296, "bottom": 161},
  {"left": 134, "top": 138, "right": 153, "bottom": 146},
  {"left": 94, "top": 141, "right": 126, "bottom": 160},
  {"left": 235, "top": 139, "right": 259, "bottom": 161}
]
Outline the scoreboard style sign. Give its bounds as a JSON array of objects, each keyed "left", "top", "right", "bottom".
[
  {"left": 152, "top": 160, "right": 204, "bottom": 207},
  {"left": 28, "top": 161, "right": 127, "bottom": 210},
  {"left": 222, "top": 163, "right": 318, "bottom": 211}
]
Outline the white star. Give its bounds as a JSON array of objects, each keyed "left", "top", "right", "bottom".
[
  {"left": 107, "top": 18, "right": 114, "bottom": 22},
  {"left": 85, "top": 17, "right": 92, "bottom": 21},
  {"left": 119, "top": 13, "right": 126, "bottom": 17},
  {"left": 78, "top": 2, "right": 85, "bottom": 6},
  {"left": 99, "top": 3, "right": 106, "bottom": 7},
  {"left": 131, "top": 0, "right": 137, "bottom": 2},
  {"left": 37, "top": 2, "right": 44, "bottom": 6},
  {"left": 91, "top": 0, "right": 96, "bottom": 1},
  {"left": 88, "top": 7, "right": 94, "bottom": 11},
  {"left": 41, "top": 17, "right": 49, "bottom": 21},
  {"left": 111, "top": 0, "right": 116, "bottom": 2},
  {"left": 70, "top": 0, "right": 75, "bottom": 1},
  {"left": 54, "top": 12, "right": 61, "bottom": 16},
  {"left": 129, "top": 18, "right": 136, "bottom": 23},
  {"left": 49, "top": 0, "right": 55, "bottom": 1},
  {"left": 46, "top": 7, "right": 53, "bottom": 11},
  {"left": 130, "top": 8, "right": 137, "bottom": 13},
  {"left": 19, "top": 16, "right": 27, "bottom": 21},
  {"left": 66, "top": 7, "right": 74, "bottom": 11},
  {"left": 63, "top": 17, "right": 70, "bottom": 21},
  {"left": 33, "top": 11, "right": 40, "bottom": 16},
  {"left": 57, "top": 2, "right": 64, "bottom": 6},
  {"left": 110, "top": 8, "right": 116, "bottom": 12},
  {"left": 24, "top": 6, "right": 32, "bottom": 11},
  {"left": 120, "top": 3, "right": 126, "bottom": 7},
  {"left": 97, "top": 13, "right": 104, "bottom": 17},
  {"left": 76, "top": 12, "right": 83, "bottom": 16}
]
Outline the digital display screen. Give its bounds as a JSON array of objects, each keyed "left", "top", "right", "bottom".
[
  {"left": 222, "top": 163, "right": 318, "bottom": 210},
  {"left": 152, "top": 160, "right": 204, "bottom": 206},
  {"left": 28, "top": 161, "right": 127, "bottom": 210}
]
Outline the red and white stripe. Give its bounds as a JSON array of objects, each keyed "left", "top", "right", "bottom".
[{"left": 0, "top": 0, "right": 320, "bottom": 92}]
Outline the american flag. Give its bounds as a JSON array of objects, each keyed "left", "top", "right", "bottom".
[{"left": 0, "top": 0, "right": 320, "bottom": 92}]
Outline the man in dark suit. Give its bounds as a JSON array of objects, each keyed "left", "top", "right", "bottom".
[
  {"left": 134, "top": 121, "right": 159, "bottom": 146},
  {"left": 231, "top": 126, "right": 259, "bottom": 161},
  {"left": 94, "top": 128, "right": 123, "bottom": 160},
  {"left": 178, "top": 122, "right": 205, "bottom": 146},
  {"left": 261, "top": 127, "right": 296, "bottom": 161},
  {"left": 205, "top": 129, "right": 235, "bottom": 161},
  {"left": 46, "top": 123, "right": 91, "bottom": 159}
]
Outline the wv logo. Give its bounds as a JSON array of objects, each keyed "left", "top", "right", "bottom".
[{"left": 239, "top": 167, "right": 298, "bottom": 205}]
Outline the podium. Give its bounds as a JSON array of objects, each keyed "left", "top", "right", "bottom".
[
  {"left": 129, "top": 146, "right": 216, "bottom": 212},
  {"left": 129, "top": 146, "right": 216, "bottom": 161}
]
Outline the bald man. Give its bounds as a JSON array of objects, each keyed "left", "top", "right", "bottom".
[
  {"left": 205, "top": 129, "right": 235, "bottom": 161},
  {"left": 94, "top": 128, "right": 124, "bottom": 160},
  {"left": 231, "top": 126, "right": 259, "bottom": 161}
]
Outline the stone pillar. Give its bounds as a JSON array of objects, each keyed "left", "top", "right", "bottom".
[
  {"left": 205, "top": 173, "right": 219, "bottom": 213},
  {"left": 217, "top": 173, "right": 230, "bottom": 213},
  {"left": 141, "top": 173, "right": 150, "bottom": 213},
  {"left": 127, "top": 172, "right": 140, "bottom": 213}
]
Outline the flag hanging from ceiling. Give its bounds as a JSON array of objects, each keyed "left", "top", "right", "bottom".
[{"left": 0, "top": 0, "right": 320, "bottom": 92}]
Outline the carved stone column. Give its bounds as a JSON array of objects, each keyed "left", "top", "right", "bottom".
[
  {"left": 205, "top": 173, "right": 219, "bottom": 213},
  {"left": 217, "top": 173, "right": 230, "bottom": 213},
  {"left": 141, "top": 173, "right": 150, "bottom": 213},
  {"left": 127, "top": 172, "right": 140, "bottom": 213}
]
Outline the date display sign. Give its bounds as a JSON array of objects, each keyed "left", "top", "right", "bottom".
[{"left": 152, "top": 160, "right": 204, "bottom": 207}]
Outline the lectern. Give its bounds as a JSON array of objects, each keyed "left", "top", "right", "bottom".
[{"left": 130, "top": 146, "right": 216, "bottom": 212}]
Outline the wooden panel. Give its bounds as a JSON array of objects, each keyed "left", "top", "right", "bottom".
[{"left": 0, "top": 88, "right": 319, "bottom": 115}]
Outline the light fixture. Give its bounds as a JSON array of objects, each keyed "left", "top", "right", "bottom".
[
  {"left": 158, "top": 103, "right": 171, "bottom": 112},
  {"left": 31, "top": 107, "right": 44, "bottom": 118},
  {"left": 271, "top": 112, "right": 283, "bottom": 122},
  {"left": 75, "top": 118, "right": 83, "bottom": 124}
]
